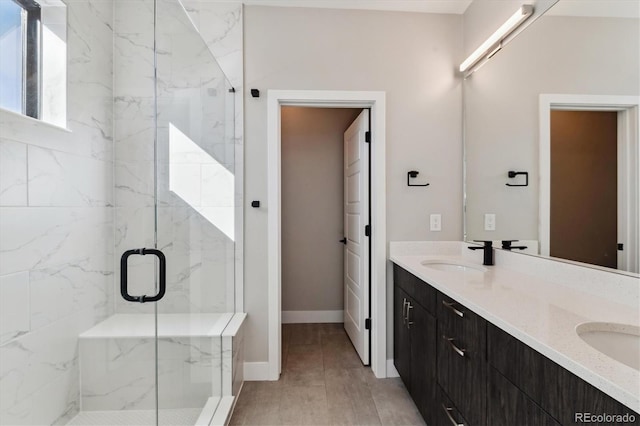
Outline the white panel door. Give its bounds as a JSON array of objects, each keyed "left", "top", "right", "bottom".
[{"left": 343, "top": 109, "right": 370, "bottom": 364}]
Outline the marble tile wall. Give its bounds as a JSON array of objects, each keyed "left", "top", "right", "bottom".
[
  {"left": 222, "top": 315, "right": 246, "bottom": 396},
  {"left": 80, "top": 336, "right": 220, "bottom": 411},
  {"left": 1, "top": 0, "right": 243, "bottom": 422},
  {"left": 0, "top": 0, "right": 114, "bottom": 423}
]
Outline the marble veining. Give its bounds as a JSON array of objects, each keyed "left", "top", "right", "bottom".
[
  {"left": 113, "top": 0, "right": 240, "bottom": 318},
  {"left": 2, "top": 0, "right": 243, "bottom": 422},
  {"left": 0, "top": 140, "right": 28, "bottom": 206},
  {"left": 28, "top": 146, "right": 113, "bottom": 207},
  {"left": 0, "top": 272, "right": 30, "bottom": 345},
  {"left": 0, "top": 0, "right": 114, "bottom": 423}
]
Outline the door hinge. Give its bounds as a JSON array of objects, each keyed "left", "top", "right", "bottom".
[
  {"left": 618, "top": 243, "right": 624, "bottom": 251},
  {"left": 365, "top": 131, "right": 371, "bottom": 143},
  {"left": 365, "top": 225, "right": 371, "bottom": 237},
  {"left": 365, "top": 318, "right": 371, "bottom": 330}
]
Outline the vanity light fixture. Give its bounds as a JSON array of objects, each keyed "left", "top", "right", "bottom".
[{"left": 459, "top": 4, "right": 534, "bottom": 74}]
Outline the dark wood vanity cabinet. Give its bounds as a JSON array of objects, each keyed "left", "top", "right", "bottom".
[
  {"left": 393, "top": 266, "right": 438, "bottom": 425},
  {"left": 392, "top": 263, "right": 639, "bottom": 426},
  {"left": 488, "top": 324, "right": 639, "bottom": 426}
]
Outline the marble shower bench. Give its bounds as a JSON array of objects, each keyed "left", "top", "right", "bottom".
[{"left": 78, "top": 313, "right": 246, "bottom": 419}]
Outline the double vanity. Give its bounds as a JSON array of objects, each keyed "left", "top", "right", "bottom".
[{"left": 390, "top": 241, "right": 639, "bottom": 426}]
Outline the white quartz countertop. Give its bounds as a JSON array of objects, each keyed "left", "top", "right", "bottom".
[{"left": 389, "top": 241, "right": 640, "bottom": 413}]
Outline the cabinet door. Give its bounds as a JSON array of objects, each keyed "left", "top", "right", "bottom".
[
  {"left": 393, "top": 285, "right": 411, "bottom": 391},
  {"left": 488, "top": 367, "right": 560, "bottom": 426},
  {"left": 394, "top": 264, "right": 416, "bottom": 298},
  {"left": 393, "top": 264, "right": 436, "bottom": 315},
  {"left": 408, "top": 301, "right": 437, "bottom": 425}
]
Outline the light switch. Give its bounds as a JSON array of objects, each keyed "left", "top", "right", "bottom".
[
  {"left": 484, "top": 213, "right": 496, "bottom": 231},
  {"left": 430, "top": 214, "right": 442, "bottom": 231}
]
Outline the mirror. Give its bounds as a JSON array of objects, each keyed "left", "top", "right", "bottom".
[{"left": 463, "top": 0, "right": 640, "bottom": 274}]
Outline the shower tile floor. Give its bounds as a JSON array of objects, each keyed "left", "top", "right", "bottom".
[
  {"left": 67, "top": 408, "right": 202, "bottom": 425},
  {"left": 230, "top": 323, "right": 425, "bottom": 426}
]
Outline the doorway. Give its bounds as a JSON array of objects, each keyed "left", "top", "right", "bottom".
[
  {"left": 550, "top": 110, "right": 618, "bottom": 268},
  {"left": 266, "top": 90, "right": 387, "bottom": 380},
  {"left": 539, "top": 94, "right": 640, "bottom": 273},
  {"left": 280, "top": 107, "right": 365, "bottom": 365}
]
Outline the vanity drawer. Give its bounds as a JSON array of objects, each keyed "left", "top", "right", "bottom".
[
  {"left": 393, "top": 265, "right": 436, "bottom": 315},
  {"left": 435, "top": 384, "right": 470, "bottom": 426},
  {"left": 437, "top": 292, "right": 485, "bottom": 344},
  {"left": 437, "top": 292, "right": 486, "bottom": 425},
  {"left": 488, "top": 366, "right": 560, "bottom": 426},
  {"left": 488, "top": 323, "right": 544, "bottom": 402},
  {"left": 488, "top": 323, "right": 639, "bottom": 426},
  {"left": 437, "top": 319, "right": 486, "bottom": 425}
]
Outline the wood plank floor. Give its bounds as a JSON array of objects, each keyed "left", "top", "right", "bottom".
[{"left": 230, "top": 323, "right": 425, "bottom": 426}]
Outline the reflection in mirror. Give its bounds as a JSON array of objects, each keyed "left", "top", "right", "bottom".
[{"left": 464, "top": 0, "right": 640, "bottom": 273}]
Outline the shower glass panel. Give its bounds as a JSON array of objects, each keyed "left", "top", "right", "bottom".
[
  {"left": 155, "top": 0, "right": 236, "bottom": 421},
  {"left": 112, "top": 0, "right": 236, "bottom": 422}
]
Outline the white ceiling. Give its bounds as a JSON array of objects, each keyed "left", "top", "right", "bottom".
[
  {"left": 239, "top": 0, "right": 473, "bottom": 15},
  {"left": 230, "top": 0, "right": 640, "bottom": 18}
]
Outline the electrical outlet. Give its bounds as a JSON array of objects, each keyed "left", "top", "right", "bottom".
[
  {"left": 484, "top": 213, "right": 496, "bottom": 231},
  {"left": 430, "top": 214, "right": 442, "bottom": 231}
]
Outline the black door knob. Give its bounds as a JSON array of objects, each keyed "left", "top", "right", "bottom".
[{"left": 339, "top": 238, "right": 347, "bottom": 245}]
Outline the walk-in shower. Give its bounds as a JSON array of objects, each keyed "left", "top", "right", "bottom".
[{"left": 0, "top": 0, "right": 242, "bottom": 424}]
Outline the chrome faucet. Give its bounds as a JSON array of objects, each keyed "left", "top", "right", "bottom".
[{"left": 468, "top": 240, "right": 494, "bottom": 266}]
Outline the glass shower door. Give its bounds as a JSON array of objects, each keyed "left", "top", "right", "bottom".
[
  {"left": 112, "top": 0, "right": 235, "bottom": 421},
  {"left": 154, "top": 0, "right": 236, "bottom": 423},
  {"left": 109, "top": 0, "right": 164, "bottom": 421}
]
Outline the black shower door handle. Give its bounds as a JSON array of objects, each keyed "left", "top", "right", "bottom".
[{"left": 120, "top": 248, "right": 166, "bottom": 303}]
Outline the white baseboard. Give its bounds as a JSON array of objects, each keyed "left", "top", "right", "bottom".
[
  {"left": 282, "top": 310, "right": 343, "bottom": 324},
  {"left": 386, "top": 359, "right": 399, "bottom": 378},
  {"left": 243, "top": 362, "right": 271, "bottom": 381}
]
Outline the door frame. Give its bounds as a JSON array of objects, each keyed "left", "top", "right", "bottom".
[
  {"left": 267, "top": 90, "right": 387, "bottom": 379},
  {"left": 539, "top": 94, "right": 640, "bottom": 272}
]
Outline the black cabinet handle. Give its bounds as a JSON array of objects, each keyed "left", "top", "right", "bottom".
[{"left": 120, "top": 248, "right": 166, "bottom": 303}]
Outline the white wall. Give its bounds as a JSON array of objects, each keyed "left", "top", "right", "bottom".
[
  {"left": 244, "top": 5, "right": 463, "bottom": 363},
  {"left": 0, "top": 1, "right": 114, "bottom": 423},
  {"left": 281, "top": 107, "right": 362, "bottom": 313},
  {"left": 465, "top": 15, "right": 640, "bottom": 241}
]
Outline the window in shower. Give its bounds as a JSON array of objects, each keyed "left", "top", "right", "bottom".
[
  {"left": 0, "top": 0, "right": 41, "bottom": 118},
  {"left": 0, "top": 0, "right": 67, "bottom": 127}
]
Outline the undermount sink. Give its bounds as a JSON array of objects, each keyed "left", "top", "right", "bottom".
[
  {"left": 420, "top": 259, "right": 487, "bottom": 273},
  {"left": 576, "top": 322, "right": 640, "bottom": 371}
]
